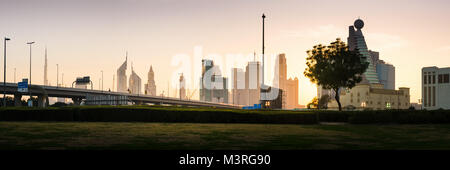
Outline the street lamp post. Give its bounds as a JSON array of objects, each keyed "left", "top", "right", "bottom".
[
  {"left": 260, "top": 14, "right": 266, "bottom": 104},
  {"left": 3, "top": 37, "right": 11, "bottom": 107},
  {"left": 262, "top": 13, "right": 265, "bottom": 86},
  {"left": 27, "top": 42, "right": 35, "bottom": 85},
  {"left": 26, "top": 42, "right": 35, "bottom": 107}
]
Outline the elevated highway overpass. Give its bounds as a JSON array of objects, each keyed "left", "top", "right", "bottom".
[{"left": 1, "top": 82, "right": 240, "bottom": 109}]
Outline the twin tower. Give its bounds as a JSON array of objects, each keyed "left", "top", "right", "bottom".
[{"left": 116, "top": 53, "right": 156, "bottom": 95}]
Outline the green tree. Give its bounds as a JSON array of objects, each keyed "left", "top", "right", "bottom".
[{"left": 304, "top": 38, "right": 368, "bottom": 111}]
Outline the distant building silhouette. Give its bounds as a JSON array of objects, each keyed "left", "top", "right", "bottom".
[
  {"left": 231, "top": 61, "right": 261, "bottom": 106},
  {"left": 129, "top": 64, "right": 142, "bottom": 95},
  {"left": 231, "top": 68, "right": 247, "bottom": 105},
  {"left": 273, "top": 53, "right": 300, "bottom": 109},
  {"left": 245, "top": 61, "right": 261, "bottom": 106},
  {"left": 117, "top": 52, "right": 128, "bottom": 92},
  {"left": 199, "top": 59, "right": 228, "bottom": 103},
  {"left": 144, "top": 65, "right": 157, "bottom": 95}
]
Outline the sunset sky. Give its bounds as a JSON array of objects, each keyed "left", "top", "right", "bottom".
[{"left": 1, "top": 0, "right": 450, "bottom": 105}]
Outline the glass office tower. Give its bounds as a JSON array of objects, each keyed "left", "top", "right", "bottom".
[{"left": 347, "top": 19, "right": 380, "bottom": 84}]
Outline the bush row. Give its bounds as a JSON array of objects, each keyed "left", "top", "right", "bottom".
[
  {"left": 0, "top": 107, "right": 318, "bottom": 124},
  {"left": 1, "top": 107, "right": 449, "bottom": 124},
  {"left": 314, "top": 109, "right": 450, "bottom": 124},
  {"left": 347, "top": 110, "right": 450, "bottom": 124},
  {"left": 0, "top": 108, "right": 75, "bottom": 121}
]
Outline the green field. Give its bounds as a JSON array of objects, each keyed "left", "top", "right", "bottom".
[{"left": 1, "top": 122, "right": 450, "bottom": 150}]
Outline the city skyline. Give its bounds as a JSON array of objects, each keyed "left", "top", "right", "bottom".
[{"left": 2, "top": 0, "right": 450, "bottom": 105}]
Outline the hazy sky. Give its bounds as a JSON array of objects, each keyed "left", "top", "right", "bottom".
[{"left": 1, "top": 0, "right": 450, "bottom": 105}]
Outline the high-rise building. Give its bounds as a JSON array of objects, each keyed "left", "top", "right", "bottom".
[
  {"left": 44, "top": 47, "right": 48, "bottom": 86},
  {"left": 117, "top": 53, "right": 128, "bottom": 92},
  {"left": 231, "top": 68, "right": 247, "bottom": 105},
  {"left": 230, "top": 61, "right": 262, "bottom": 106},
  {"left": 129, "top": 65, "right": 142, "bottom": 94},
  {"left": 144, "top": 65, "right": 157, "bottom": 96},
  {"left": 376, "top": 60, "right": 395, "bottom": 90},
  {"left": 422, "top": 66, "right": 450, "bottom": 110},
  {"left": 326, "top": 18, "right": 410, "bottom": 110},
  {"left": 369, "top": 50, "right": 395, "bottom": 90},
  {"left": 273, "top": 53, "right": 300, "bottom": 109},
  {"left": 199, "top": 59, "right": 228, "bottom": 103},
  {"left": 348, "top": 19, "right": 380, "bottom": 84},
  {"left": 246, "top": 61, "right": 261, "bottom": 106}
]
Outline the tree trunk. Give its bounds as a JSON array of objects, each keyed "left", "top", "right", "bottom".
[{"left": 334, "top": 88, "right": 342, "bottom": 111}]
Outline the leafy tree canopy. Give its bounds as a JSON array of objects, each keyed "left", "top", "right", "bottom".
[{"left": 304, "top": 38, "right": 368, "bottom": 111}]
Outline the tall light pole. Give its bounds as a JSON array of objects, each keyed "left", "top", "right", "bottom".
[
  {"left": 262, "top": 13, "right": 265, "bottom": 87},
  {"left": 27, "top": 41, "right": 35, "bottom": 106},
  {"left": 260, "top": 13, "right": 266, "bottom": 104},
  {"left": 3, "top": 37, "right": 11, "bottom": 107},
  {"left": 27, "top": 42, "right": 35, "bottom": 85},
  {"left": 14, "top": 68, "right": 16, "bottom": 83}
]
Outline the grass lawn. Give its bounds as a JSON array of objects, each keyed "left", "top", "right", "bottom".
[{"left": 1, "top": 122, "right": 450, "bottom": 150}]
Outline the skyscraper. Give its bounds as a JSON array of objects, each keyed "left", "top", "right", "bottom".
[
  {"left": 273, "top": 53, "right": 300, "bottom": 109},
  {"left": 199, "top": 59, "right": 228, "bottom": 103},
  {"left": 117, "top": 52, "right": 128, "bottom": 92},
  {"left": 347, "top": 19, "right": 380, "bottom": 84},
  {"left": 376, "top": 60, "right": 395, "bottom": 90},
  {"left": 246, "top": 61, "right": 261, "bottom": 106},
  {"left": 129, "top": 64, "right": 142, "bottom": 94},
  {"left": 144, "top": 65, "right": 157, "bottom": 96},
  {"left": 325, "top": 18, "right": 409, "bottom": 110},
  {"left": 231, "top": 68, "right": 247, "bottom": 105},
  {"left": 44, "top": 47, "right": 48, "bottom": 86},
  {"left": 230, "top": 61, "right": 263, "bottom": 106},
  {"left": 369, "top": 50, "right": 395, "bottom": 90}
]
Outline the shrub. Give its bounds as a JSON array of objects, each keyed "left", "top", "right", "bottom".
[
  {"left": 1, "top": 106, "right": 449, "bottom": 124},
  {"left": 348, "top": 109, "right": 450, "bottom": 124},
  {"left": 0, "top": 106, "right": 317, "bottom": 124},
  {"left": 316, "top": 111, "right": 350, "bottom": 122}
]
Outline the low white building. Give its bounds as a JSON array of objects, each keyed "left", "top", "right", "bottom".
[
  {"left": 422, "top": 66, "right": 450, "bottom": 110},
  {"left": 327, "top": 81, "right": 410, "bottom": 110}
]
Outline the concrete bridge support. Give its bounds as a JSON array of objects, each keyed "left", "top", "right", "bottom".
[
  {"left": 37, "top": 95, "right": 48, "bottom": 108},
  {"left": 14, "top": 93, "right": 22, "bottom": 107},
  {"left": 32, "top": 85, "right": 49, "bottom": 108}
]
